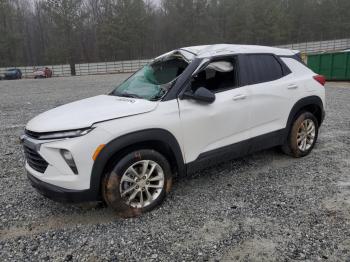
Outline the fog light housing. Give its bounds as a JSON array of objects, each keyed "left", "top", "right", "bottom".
[{"left": 60, "top": 149, "right": 78, "bottom": 175}]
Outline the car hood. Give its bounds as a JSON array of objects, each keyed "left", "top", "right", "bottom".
[{"left": 26, "top": 95, "right": 158, "bottom": 132}]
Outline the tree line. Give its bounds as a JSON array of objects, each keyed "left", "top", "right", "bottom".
[{"left": 0, "top": 0, "right": 349, "bottom": 67}]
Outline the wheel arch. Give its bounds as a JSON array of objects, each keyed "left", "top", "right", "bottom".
[
  {"left": 89, "top": 128, "right": 185, "bottom": 200},
  {"left": 286, "top": 96, "right": 325, "bottom": 138}
]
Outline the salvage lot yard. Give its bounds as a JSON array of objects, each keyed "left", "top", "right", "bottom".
[{"left": 0, "top": 75, "right": 349, "bottom": 261}]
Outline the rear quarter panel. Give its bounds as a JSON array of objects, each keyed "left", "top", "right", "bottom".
[{"left": 282, "top": 57, "right": 325, "bottom": 107}]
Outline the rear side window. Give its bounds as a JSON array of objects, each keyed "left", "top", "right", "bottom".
[{"left": 245, "top": 54, "right": 285, "bottom": 85}]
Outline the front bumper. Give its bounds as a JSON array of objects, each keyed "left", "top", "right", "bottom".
[
  {"left": 21, "top": 127, "right": 114, "bottom": 203},
  {"left": 27, "top": 172, "right": 98, "bottom": 203}
]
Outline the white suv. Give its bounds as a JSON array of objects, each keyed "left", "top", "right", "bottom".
[{"left": 21, "top": 44, "right": 325, "bottom": 217}]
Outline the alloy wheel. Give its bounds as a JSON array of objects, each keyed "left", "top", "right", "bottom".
[
  {"left": 119, "top": 160, "right": 164, "bottom": 208},
  {"left": 297, "top": 119, "right": 316, "bottom": 152}
]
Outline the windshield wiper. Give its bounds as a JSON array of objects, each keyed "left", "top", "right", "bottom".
[{"left": 115, "top": 92, "right": 143, "bottom": 99}]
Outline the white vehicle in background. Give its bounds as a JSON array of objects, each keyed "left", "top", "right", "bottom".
[{"left": 21, "top": 44, "right": 325, "bottom": 217}]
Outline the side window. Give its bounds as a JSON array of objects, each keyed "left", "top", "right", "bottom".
[
  {"left": 190, "top": 57, "right": 238, "bottom": 93},
  {"left": 246, "top": 54, "right": 284, "bottom": 84}
]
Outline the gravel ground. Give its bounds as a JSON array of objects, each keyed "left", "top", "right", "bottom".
[{"left": 0, "top": 76, "right": 349, "bottom": 261}]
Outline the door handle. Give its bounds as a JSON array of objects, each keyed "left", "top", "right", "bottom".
[
  {"left": 233, "top": 94, "right": 247, "bottom": 101},
  {"left": 287, "top": 84, "right": 298, "bottom": 90}
]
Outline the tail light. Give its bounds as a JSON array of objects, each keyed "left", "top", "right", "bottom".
[{"left": 313, "top": 75, "right": 326, "bottom": 86}]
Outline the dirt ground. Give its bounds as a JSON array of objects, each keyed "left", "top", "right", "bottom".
[{"left": 0, "top": 76, "right": 349, "bottom": 261}]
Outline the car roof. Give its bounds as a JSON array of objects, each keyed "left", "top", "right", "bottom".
[{"left": 180, "top": 44, "right": 299, "bottom": 58}]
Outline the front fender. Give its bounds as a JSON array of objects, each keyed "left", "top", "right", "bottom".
[{"left": 89, "top": 128, "right": 185, "bottom": 200}]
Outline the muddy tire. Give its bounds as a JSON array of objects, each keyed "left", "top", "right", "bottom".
[
  {"left": 102, "top": 149, "right": 172, "bottom": 218},
  {"left": 282, "top": 111, "right": 319, "bottom": 158}
]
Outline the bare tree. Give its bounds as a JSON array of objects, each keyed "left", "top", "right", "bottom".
[{"left": 0, "top": 0, "right": 349, "bottom": 67}]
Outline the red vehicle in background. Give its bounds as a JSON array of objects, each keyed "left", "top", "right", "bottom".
[{"left": 34, "top": 67, "right": 53, "bottom": 79}]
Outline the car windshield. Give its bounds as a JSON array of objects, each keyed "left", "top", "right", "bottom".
[{"left": 111, "top": 56, "right": 188, "bottom": 101}]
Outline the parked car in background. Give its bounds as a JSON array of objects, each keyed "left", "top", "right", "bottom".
[
  {"left": 34, "top": 67, "right": 53, "bottom": 79},
  {"left": 21, "top": 44, "right": 325, "bottom": 217},
  {"left": 4, "top": 68, "right": 22, "bottom": 80}
]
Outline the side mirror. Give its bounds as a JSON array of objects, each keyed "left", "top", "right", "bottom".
[{"left": 182, "top": 87, "right": 216, "bottom": 104}]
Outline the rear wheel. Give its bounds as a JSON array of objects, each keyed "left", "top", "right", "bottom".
[
  {"left": 102, "top": 149, "right": 172, "bottom": 217},
  {"left": 282, "top": 111, "right": 319, "bottom": 158}
]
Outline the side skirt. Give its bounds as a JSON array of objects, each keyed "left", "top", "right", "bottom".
[{"left": 186, "top": 129, "right": 286, "bottom": 174}]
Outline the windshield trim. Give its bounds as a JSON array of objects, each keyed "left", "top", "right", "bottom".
[{"left": 162, "top": 58, "right": 203, "bottom": 102}]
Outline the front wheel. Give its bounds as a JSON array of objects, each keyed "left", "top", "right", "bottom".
[
  {"left": 282, "top": 111, "right": 319, "bottom": 158},
  {"left": 102, "top": 149, "right": 173, "bottom": 217}
]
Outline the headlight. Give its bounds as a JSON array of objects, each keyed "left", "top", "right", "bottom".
[{"left": 27, "top": 128, "right": 94, "bottom": 140}]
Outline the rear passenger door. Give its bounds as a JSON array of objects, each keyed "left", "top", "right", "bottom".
[{"left": 239, "top": 54, "right": 297, "bottom": 138}]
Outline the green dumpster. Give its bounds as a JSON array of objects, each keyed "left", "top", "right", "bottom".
[{"left": 307, "top": 51, "right": 350, "bottom": 81}]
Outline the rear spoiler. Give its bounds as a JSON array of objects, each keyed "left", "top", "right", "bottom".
[{"left": 293, "top": 52, "right": 303, "bottom": 62}]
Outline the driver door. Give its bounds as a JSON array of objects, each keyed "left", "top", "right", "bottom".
[{"left": 177, "top": 57, "right": 252, "bottom": 166}]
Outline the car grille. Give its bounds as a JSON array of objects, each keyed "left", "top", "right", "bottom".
[{"left": 23, "top": 144, "right": 48, "bottom": 173}]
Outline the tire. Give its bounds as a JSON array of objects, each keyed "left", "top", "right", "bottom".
[
  {"left": 102, "top": 149, "right": 173, "bottom": 218},
  {"left": 282, "top": 111, "right": 319, "bottom": 158}
]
